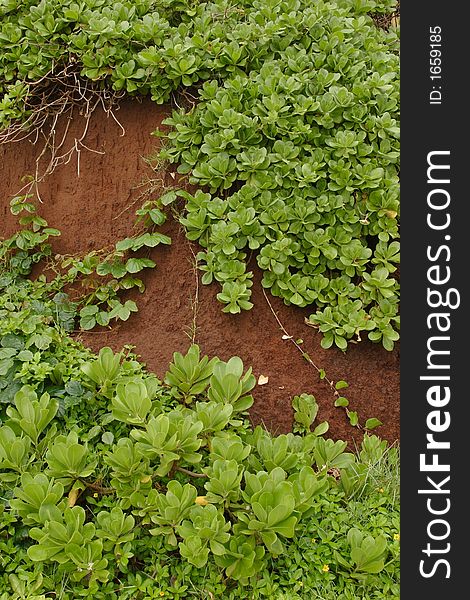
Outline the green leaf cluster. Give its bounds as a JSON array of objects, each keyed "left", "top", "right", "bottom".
[
  {"left": 156, "top": 1, "right": 400, "bottom": 350},
  {"left": 0, "top": 308, "right": 400, "bottom": 596}
]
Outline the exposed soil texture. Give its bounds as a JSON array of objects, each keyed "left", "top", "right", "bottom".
[{"left": 1, "top": 98, "right": 399, "bottom": 447}]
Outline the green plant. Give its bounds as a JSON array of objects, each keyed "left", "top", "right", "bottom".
[
  {"left": 27, "top": 506, "right": 109, "bottom": 584},
  {"left": 111, "top": 379, "right": 153, "bottom": 425},
  {"left": 45, "top": 431, "right": 98, "bottom": 488},
  {"left": 0, "top": 292, "right": 399, "bottom": 596},
  {"left": 292, "top": 393, "right": 329, "bottom": 436},
  {"left": 203, "top": 458, "right": 243, "bottom": 507},
  {"left": 164, "top": 344, "right": 218, "bottom": 404},
  {"left": 1, "top": 197, "right": 164, "bottom": 335},
  {"left": 10, "top": 473, "right": 65, "bottom": 526},
  {"left": 0, "top": 197, "right": 59, "bottom": 280},
  {"left": 144, "top": 480, "right": 198, "bottom": 547},
  {"left": 214, "top": 535, "right": 266, "bottom": 582},
  {"left": 177, "top": 504, "right": 231, "bottom": 567},
  {"left": 334, "top": 527, "right": 388, "bottom": 579},
  {"left": 207, "top": 355, "right": 256, "bottom": 416},
  {"left": 81, "top": 347, "right": 123, "bottom": 398},
  {"left": 6, "top": 386, "right": 58, "bottom": 446}
]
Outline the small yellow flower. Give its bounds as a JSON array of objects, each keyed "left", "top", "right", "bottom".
[
  {"left": 378, "top": 488, "right": 384, "bottom": 493},
  {"left": 93, "top": 493, "right": 98, "bottom": 498},
  {"left": 322, "top": 564, "right": 330, "bottom": 572},
  {"left": 159, "top": 593, "right": 165, "bottom": 597},
  {"left": 394, "top": 533, "right": 400, "bottom": 542}
]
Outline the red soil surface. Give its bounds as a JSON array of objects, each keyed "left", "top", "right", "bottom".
[{"left": 1, "top": 98, "right": 399, "bottom": 447}]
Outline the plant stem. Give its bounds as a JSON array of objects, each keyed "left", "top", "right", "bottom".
[
  {"left": 261, "top": 287, "right": 338, "bottom": 394},
  {"left": 85, "top": 481, "right": 116, "bottom": 494},
  {"left": 174, "top": 465, "right": 208, "bottom": 479}
]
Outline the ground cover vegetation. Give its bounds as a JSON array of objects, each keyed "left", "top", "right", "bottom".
[
  {"left": 0, "top": 0, "right": 400, "bottom": 351},
  {"left": 0, "top": 204, "right": 399, "bottom": 598},
  {"left": 1, "top": 0, "right": 400, "bottom": 597}
]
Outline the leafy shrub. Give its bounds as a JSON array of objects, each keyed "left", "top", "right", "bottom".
[
  {"left": 1, "top": 0, "right": 400, "bottom": 351},
  {"left": 0, "top": 341, "right": 400, "bottom": 598},
  {"left": 0, "top": 224, "right": 399, "bottom": 598},
  {"left": 157, "top": 1, "right": 400, "bottom": 350}
]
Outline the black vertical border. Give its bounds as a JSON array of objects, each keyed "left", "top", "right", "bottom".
[{"left": 401, "top": 2, "right": 467, "bottom": 597}]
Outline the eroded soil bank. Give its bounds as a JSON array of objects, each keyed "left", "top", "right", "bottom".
[{"left": 1, "top": 98, "right": 399, "bottom": 446}]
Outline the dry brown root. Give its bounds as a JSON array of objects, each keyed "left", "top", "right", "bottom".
[{"left": 0, "top": 64, "right": 127, "bottom": 202}]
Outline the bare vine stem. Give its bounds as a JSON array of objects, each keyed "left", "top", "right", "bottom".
[
  {"left": 111, "top": 173, "right": 167, "bottom": 221},
  {"left": 186, "top": 241, "right": 200, "bottom": 345},
  {"left": 261, "top": 287, "right": 339, "bottom": 397}
]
